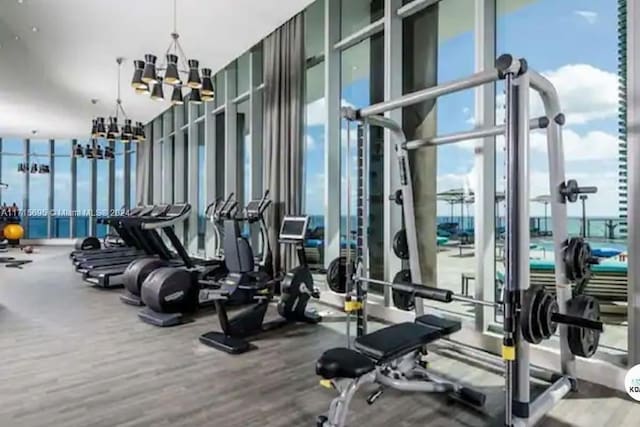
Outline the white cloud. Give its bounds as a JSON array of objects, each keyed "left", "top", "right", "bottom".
[
  {"left": 493, "top": 64, "right": 618, "bottom": 126},
  {"left": 574, "top": 10, "right": 598, "bottom": 25},
  {"left": 529, "top": 129, "right": 618, "bottom": 161},
  {"left": 305, "top": 134, "right": 316, "bottom": 152}
]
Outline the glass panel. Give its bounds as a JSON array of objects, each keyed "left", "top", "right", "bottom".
[
  {"left": 340, "top": 0, "right": 383, "bottom": 38},
  {"left": 115, "top": 143, "right": 124, "bottom": 209},
  {"left": 237, "top": 100, "right": 251, "bottom": 205},
  {"left": 27, "top": 140, "right": 50, "bottom": 238},
  {"left": 197, "top": 121, "right": 206, "bottom": 251},
  {"left": 215, "top": 72, "right": 226, "bottom": 108},
  {"left": 165, "top": 109, "right": 174, "bottom": 134},
  {"left": 96, "top": 140, "right": 109, "bottom": 238},
  {"left": 305, "top": 0, "right": 325, "bottom": 61},
  {"left": 215, "top": 113, "right": 226, "bottom": 199},
  {"left": 75, "top": 140, "right": 92, "bottom": 237},
  {"left": 183, "top": 130, "right": 189, "bottom": 242},
  {"left": 253, "top": 43, "right": 263, "bottom": 85},
  {"left": 53, "top": 140, "right": 71, "bottom": 238},
  {"left": 130, "top": 148, "right": 137, "bottom": 207},
  {"left": 237, "top": 52, "right": 251, "bottom": 95},
  {"left": 175, "top": 103, "right": 186, "bottom": 128},
  {"left": 1, "top": 139, "right": 25, "bottom": 238},
  {"left": 496, "top": 0, "right": 621, "bottom": 351},
  {"left": 304, "top": 61, "right": 325, "bottom": 269},
  {"left": 340, "top": 35, "right": 384, "bottom": 285}
]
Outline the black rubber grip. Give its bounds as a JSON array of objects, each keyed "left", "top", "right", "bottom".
[
  {"left": 458, "top": 387, "right": 486, "bottom": 407},
  {"left": 391, "top": 283, "right": 453, "bottom": 303},
  {"left": 551, "top": 313, "right": 603, "bottom": 331}
]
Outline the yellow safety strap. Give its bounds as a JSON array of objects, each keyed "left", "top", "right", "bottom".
[
  {"left": 344, "top": 300, "right": 363, "bottom": 312},
  {"left": 319, "top": 379, "right": 333, "bottom": 389},
  {"left": 502, "top": 345, "right": 516, "bottom": 361}
]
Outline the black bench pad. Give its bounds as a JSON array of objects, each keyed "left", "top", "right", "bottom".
[
  {"left": 415, "top": 315, "right": 462, "bottom": 336},
  {"left": 316, "top": 348, "right": 375, "bottom": 379},
  {"left": 354, "top": 322, "right": 442, "bottom": 362}
]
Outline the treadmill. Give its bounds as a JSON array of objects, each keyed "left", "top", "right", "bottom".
[
  {"left": 74, "top": 205, "right": 171, "bottom": 270},
  {"left": 70, "top": 206, "right": 151, "bottom": 261},
  {"left": 82, "top": 204, "right": 192, "bottom": 288}
]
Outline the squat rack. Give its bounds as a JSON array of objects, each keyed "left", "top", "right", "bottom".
[{"left": 342, "top": 54, "right": 587, "bottom": 426}]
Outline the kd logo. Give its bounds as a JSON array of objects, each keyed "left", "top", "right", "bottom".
[{"left": 625, "top": 364, "right": 640, "bottom": 402}]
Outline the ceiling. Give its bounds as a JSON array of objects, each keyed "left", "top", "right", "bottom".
[{"left": 0, "top": 0, "right": 314, "bottom": 139}]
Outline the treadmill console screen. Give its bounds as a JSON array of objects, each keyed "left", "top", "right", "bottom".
[
  {"left": 150, "top": 205, "right": 169, "bottom": 216},
  {"left": 166, "top": 204, "right": 188, "bottom": 217},
  {"left": 279, "top": 216, "right": 309, "bottom": 241}
]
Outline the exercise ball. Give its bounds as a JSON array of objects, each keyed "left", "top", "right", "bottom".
[{"left": 3, "top": 224, "right": 24, "bottom": 240}]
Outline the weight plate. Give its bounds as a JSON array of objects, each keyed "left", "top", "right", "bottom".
[
  {"left": 521, "top": 287, "right": 545, "bottom": 344},
  {"left": 392, "top": 269, "right": 414, "bottom": 311},
  {"left": 326, "top": 256, "right": 347, "bottom": 294},
  {"left": 392, "top": 230, "right": 410, "bottom": 260},
  {"left": 567, "top": 295, "right": 601, "bottom": 358},
  {"left": 538, "top": 292, "right": 558, "bottom": 339}
]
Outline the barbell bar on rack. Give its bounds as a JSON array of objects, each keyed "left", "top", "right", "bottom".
[{"left": 353, "top": 275, "right": 603, "bottom": 357}]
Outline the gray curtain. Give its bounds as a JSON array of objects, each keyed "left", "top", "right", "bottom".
[
  {"left": 263, "top": 13, "right": 305, "bottom": 275},
  {"left": 136, "top": 136, "right": 151, "bottom": 206}
]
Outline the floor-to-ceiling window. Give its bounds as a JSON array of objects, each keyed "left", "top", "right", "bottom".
[
  {"left": 497, "top": 0, "right": 622, "bottom": 353},
  {"left": 303, "top": 0, "right": 326, "bottom": 268},
  {"left": 0, "top": 139, "right": 25, "bottom": 215},
  {"left": 237, "top": 100, "right": 250, "bottom": 206},
  {"left": 26, "top": 140, "right": 50, "bottom": 238},
  {"left": 114, "top": 143, "right": 124, "bottom": 209},
  {"left": 340, "top": 26, "right": 385, "bottom": 284},
  {"left": 75, "top": 140, "right": 92, "bottom": 237},
  {"left": 197, "top": 120, "right": 206, "bottom": 251},
  {"left": 53, "top": 140, "right": 71, "bottom": 238},
  {"left": 95, "top": 139, "right": 109, "bottom": 238}
]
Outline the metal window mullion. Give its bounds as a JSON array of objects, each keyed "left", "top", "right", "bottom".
[
  {"left": 163, "top": 114, "right": 174, "bottom": 203},
  {"left": 23, "top": 139, "right": 30, "bottom": 237},
  {"left": 108, "top": 141, "right": 115, "bottom": 213},
  {"left": 48, "top": 139, "right": 54, "bottom": 238},
  {"left": 250, "top": 47, "right": 264, "bottom": 200},
  {"left": 70, "top": 139, "right": 77, "bottom": 237},
  {"left": 124, "top": 147, "right": 131, "bottom": 208},
  {"left": 225, "top": 66, "right": 239, "bottom": 196},
  {"left": 383, "top": 0, "right": 404, "bottom": 306},
  {"left": 90, "top": 156, "right": 97, "bottom": 237},
  {"left": 627, "top": 0, "right": 640, "bottom": 365},
  {"left": 324, "top": 0, "right": 341, "bottom": 269},
  {"left": 204, "top": 99, "right": 218, "bottom": 258},
  {"left": 396, "top": 0, "right": 440, "bottom": 19},
  {"left": 474, "top": 0, "right": 497, "bottom": 332},
  {"left": 187, "top": 105, "right": 199, "bottom": 254}
]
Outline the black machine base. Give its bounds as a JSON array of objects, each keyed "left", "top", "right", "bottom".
[
  {"left": 120, "top": 292, "right": 143, "bottom": 306},
  {"left": 199, "top": 331, "right": 254, "bottom": 354},
  {"left": 138, "top": 307, "right": 183, "bottom": 327}
]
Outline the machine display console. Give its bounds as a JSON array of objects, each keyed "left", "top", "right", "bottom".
[
  {"left": 279, "top": 216, "right": 309, "bottom": 241},
  {"left": 166, "top": 204, "right": 189, "bottom": 217}
]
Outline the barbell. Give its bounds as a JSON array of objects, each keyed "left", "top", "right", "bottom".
[{"left": 355, "top": 274, "right": 603, "bottom": 358}]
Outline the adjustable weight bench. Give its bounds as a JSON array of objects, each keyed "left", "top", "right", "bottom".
[{"left": 316, "top": 315, "right": 486, "bottom": 427}]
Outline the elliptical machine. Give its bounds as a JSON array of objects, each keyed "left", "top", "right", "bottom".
[
  {"left": 119, "top": 194, "right": 236, "bottom": 307},
  {"left": 198, "top": 214, "right": 321, "bottom": 354},
  {"left": 136, "top": 192, "right": 270, "bottom": 327}
]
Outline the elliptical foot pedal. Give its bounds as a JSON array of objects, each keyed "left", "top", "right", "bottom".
[
  {"left": 199, "top": 331, "right": 254, "bottom": 354},
  {"left": 137, "top": 307, "right": 183, "bottom": 327},
  {"left": 120, "top": 292, "right": 143, "bottom": 306}
]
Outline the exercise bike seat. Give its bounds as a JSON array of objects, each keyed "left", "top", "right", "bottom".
[
  {"left": 415, "top": 315, "right": 462, "bottom": 336},
  {"left": 354, "top": 322, "right": 443, "bottom": 363},
  {"left": 316, "top": 348, "right": 375, "bottom": 379}
]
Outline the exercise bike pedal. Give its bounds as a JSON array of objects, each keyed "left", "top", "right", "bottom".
[
  {"left": 366, "top": 387, "right": 384, "bottom": 405},
  {"left": 316, "top": 415, "right": 329, "bottom": 427}
]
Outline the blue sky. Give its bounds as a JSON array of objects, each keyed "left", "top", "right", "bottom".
[{"left": 304, "top": 0, "right": 619, "bottom": 219}]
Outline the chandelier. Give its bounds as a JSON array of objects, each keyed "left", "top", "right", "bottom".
[
  {"left": 91, "top": 57, "right": 145, "bottom": 143},
  {"left": 130, "top": 0, "right": 214, "bottom": 104},
  {"left": 72, "top": 142, "right": 115, "bottom": 160}
]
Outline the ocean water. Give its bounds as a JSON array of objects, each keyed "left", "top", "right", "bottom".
[
  {"left": 24, "top": 216, "right": 103, "bottom": 239},
  {"left": 308, "top": 215, "right": 626, "bottom": 245}
]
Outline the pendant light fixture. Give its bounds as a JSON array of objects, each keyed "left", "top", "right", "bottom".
[
  {"left": 132, "top": 0, "right": 214, "bottom": 104},
  {"left": 90, "top": 57, "right": 144, "bottom": 149}
]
